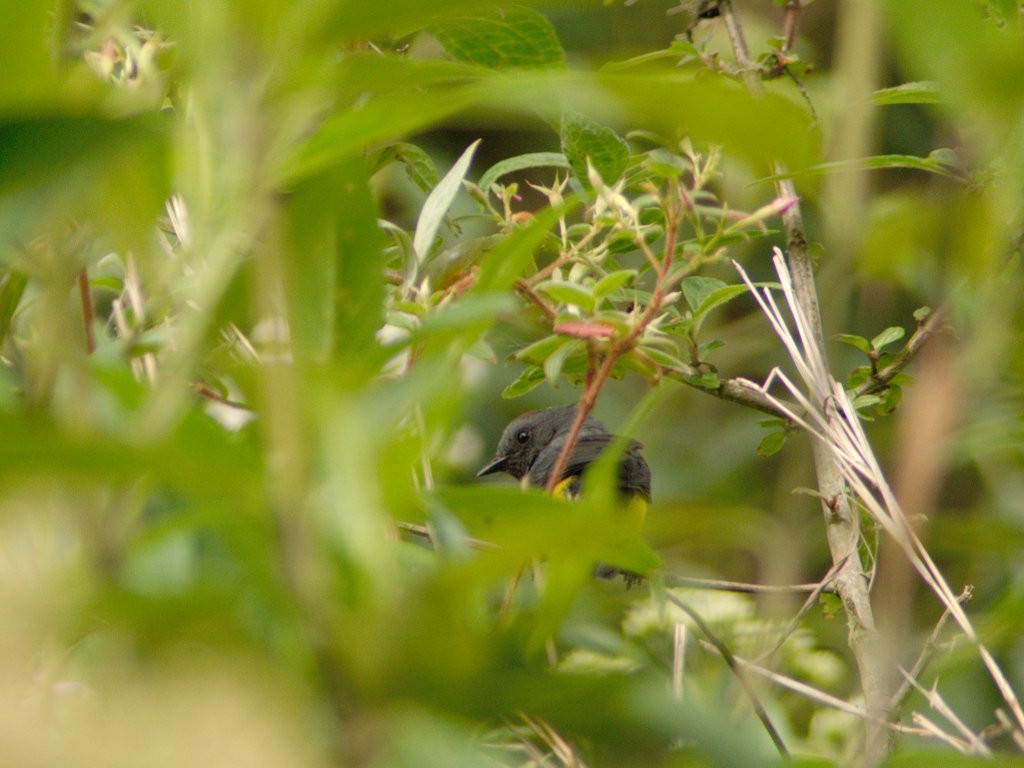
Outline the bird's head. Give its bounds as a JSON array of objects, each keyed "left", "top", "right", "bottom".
[{"left": 477, "top": 405, "right": 580, "bottom": 480}]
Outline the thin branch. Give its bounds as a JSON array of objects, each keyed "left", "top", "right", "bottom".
[
  {"left": 670, "top": 371, "right": 799, "bottom": 419},
  {"left": 901, "top": 672, "right": 991, "bottom": 755},
  {"left": 665, "top": 590, "right": 790, "bottom": 758},
  {"left": 663, "top": 574, "right": 830, "bottom": 595},
  {"left": 192, "top": 382, "right": 255, "bottom": 411},
  {"left": 781, "top": 0, "right": 801, "bottom": 53},
  {"left": 544, "top": 191, "right": 681, "bottom": 493},
  {"left": 526, "top": 223, "right": 604, "bottom": 288},
  {"left": 515, "top": 279, "right": 558, "bottom": 321},
  {"left": 396, "top": 520, "right": 499, "bottom": 551},
  {"left": 888, "top": 586, "right": 972, "bottom": 713},
  {"left": 721, "top": 647, "right": 977, "bottom": 752},
  {"left": 737, "top": 253, "right": 1024, "bottom": 745},
  {"left": 719, "top": 2, "right": 892, "bottom": 759},
  {"left": 853, "top": 308, "right": 946, "bottom": 398},
  {"left": 756, "top": 554, "right": 850, "bottom": 663},
  {"left": 911, "top": 712, "right": 975, "bottom": 754},
  {"left": 77, "top": 268, "right": 96, "bottom": 354}
]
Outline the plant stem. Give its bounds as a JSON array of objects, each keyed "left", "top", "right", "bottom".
[
  {"left": 718, "top": 1, "right": 891, "bottom": 761},
  {"left": 543, "top": 192, "right": 680, "bottom": 493},
  {"left": 665, "top": 591, "right": 790, "bottom": 758},
  {"left": 78, "top": 268, "right": 95, "bottom": 354},
  {"left": 854, "top": 308, "right": 945, "bottom": 398}
]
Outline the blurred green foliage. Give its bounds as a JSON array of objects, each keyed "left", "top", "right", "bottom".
[{"left": 1, "top": 0, "right": 1023, "bottom": 766}]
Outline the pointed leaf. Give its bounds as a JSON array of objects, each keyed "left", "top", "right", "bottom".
[
  {"left": 536, "top": 280, "right": 596, "bottom": 313},
  {"left": 431, "top": 6, "right": 566, "bottom": 70},
  {"left": 681, "top": 275, "right": 727, "bottom": 313},
  {"left": 501, "top": 366, "right": 546, "bottom": 398},
  {"left": 593, "top": 269, "right": 637, "bottom": 300},
  {"left": 757, "top": 430, "right": 788, "bottom": 457},
  {"left": 872, "top": 81, "right": 942, "bottom": 105},
  {"left": 871, "top": 326, "right": 906, "bottom": 352},
  {"left": 372, "top": 142, "right": 440, "bottom": 193},
  {"left": 476, "top": 152, "right": 571, "bottom": 200},
  {"left": 414, "top": 139, "right": 482, "bottom": 264},
  {"left": 561, "top": 110, "right": 630, "bottom": 185},
  {"left": 834, "top": 334, "right": 872, "bottom": 354},
  {"left": 692, "top": 284, "right": 754, "bottom": 320}
]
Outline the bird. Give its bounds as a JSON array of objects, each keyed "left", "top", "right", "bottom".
[{"left": 477, "top": 404, "right": 651, "bottom": 584}]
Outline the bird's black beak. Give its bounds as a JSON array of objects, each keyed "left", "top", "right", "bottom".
[{"left": 476, "top": 455, "right": 508, "bottom": 477}]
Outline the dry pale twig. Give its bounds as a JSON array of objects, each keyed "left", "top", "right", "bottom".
[
  {"left": 719, "top": 646, "right": 977, "bottom": 752},
  {"left": 888, "top": 586, "right": 972, "bottom": 713},
  {"left": 900, "top": 670, "right": 991, "bottom": 755},
  {"left": 663, "top": 573, "right": 830, "bottom": 595},
  {"left": 664, "top": 590, "right": 790, "bottom": 758},
  {"left": 717, "top": 3, "right": 891, "bottom": 757},
  {"left": 735, "top": 250, "right": 1024, "bottom": 745},
  {"left": 755, "top": 554, "right": 850, "bottom": 663},
  {"left": 395, "top": 520, "right": 499, "bottom": 551}
]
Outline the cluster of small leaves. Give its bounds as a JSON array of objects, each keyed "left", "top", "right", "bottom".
[
  {"left": 836, "top": 322, "right": 915, "bottom": 415},
  {"left": 5, "top": 0, "right": 1024, "bottom": 765},
  {"left": 448, "top": 140, "right": 785, "bottom": 400}
]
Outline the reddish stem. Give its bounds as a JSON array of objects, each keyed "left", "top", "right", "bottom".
[
  {"left": 78, "top": 268, "right": 95, "bottom": 354},
  {"left": 543, "top": 198, "right": 680, "bottom": 492}
]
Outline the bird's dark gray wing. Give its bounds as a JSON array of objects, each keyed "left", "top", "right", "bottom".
[{"left": 528, "top": 431, "right": 651, "bottom": 501}]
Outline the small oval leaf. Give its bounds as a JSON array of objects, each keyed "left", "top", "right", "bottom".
[
  {"left": 871, "top": 326, "right": 905, "bottom": 352},
  {"left": 593, "top": 269, "right": 637, "bottom": 300},
  {"left": 536, "top": 280, "right": 596, "bottom": 313}
]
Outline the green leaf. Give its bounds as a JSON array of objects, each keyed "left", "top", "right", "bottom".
[
  {"left": 913, "top": 305, "right": 933, "bottom": 322},
  {"left": 638, "top": 346, "right": 688, "bottom": 371},
  {"left": 0, "top": 411, "right": 262, "bottom": 511},
  {"left": 414, "top": 139, "right": 482, "bottom": 265},
  {"left": 371, "top": 142, "right": 440, "bottom": 193},
  {"left": 767, "top": 150, "right": 962, "bottom": 181},
  {"left": 0, "top": 2, "right": 59, "bottom": 108},
  {"left": 561, "top": 110, "right": 630, "bottom": 186},
  {"left": 644, "top": 148, "right": 687, "bottom": 180},
  {"left": 536, "top": 280, "right": 596, "bottom": 313},
  {"left": 0, "top": 113, "right": 170, "bottom": 248},
  {"left": 431, "top": 6, "right": 566, "bottom": 70},
  {"left": 0, "top": 270, "right": 27, "bottom": 341},
  {"left": 871, "top": 326, "right": 906, "bottom": 351},
  {"left": 887, "top": 0, "right": 1024, "bottom": 125},
  {"left": 515, "top": 333, "right": 565, "bottom": 364},
  {"left": 684, "top": 371, "right": 721, "bottom": 389},
  {"left": 834, "top": 334, "right": 872, "bottom": 353},
  {"left": 846, "top": 366, "right": 871, "bottom": 388},
  {"left": 542, "top": 338, "right": 581, "bottom": 383},
  {"left": 416, "top": 294, "right": 517, "bottom": 335},
  {"left": 501, "top": 365, "right": 545, "bottom": 398},
  {"left": 89, "top": 276, "right": 124, "bottom": 293},
  {"left": 286, "top": 156, "right": 384, "bottom": 365},
  {"left": 698, "top": 338, "right": 726, "bottom": 357},
  {"left": 593, "top": 269, "right": 637, "bottom": 300},
  {"left": 285, "top": 81, "right": 484, "bottom": 184},
  {"left": 473, "top": 200, "right": 574, "bottom": 293},
  {"left": 692, "top": 284, "right": 753, "bottom": 320},
  {"left": 757, "top": 430, "right": 787, "bottom": 457},
  {"left": 876, "top": 384, "right": 904, "bottom": 414},
  {"left": 476, "top": 152, "right": 571, "bottom": 200},
  {"left": 681, "top": 275, "right": 727, "bottom": 313},
  {"left": 593, "top": 72, "right": 819, "bottom": 172},
  {"left": 315, "top": 0, "right": 534, "bottom": 40},
  {"left": 872, "top": 81, "right": 942, "bottom": 105},
  {"left": 852, "top": 394, "right": 884, "bottom": 410}
]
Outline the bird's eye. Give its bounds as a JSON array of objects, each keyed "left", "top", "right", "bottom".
[{"left": 515, "top": 429, "right": 530, "bottom": 444}]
